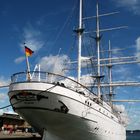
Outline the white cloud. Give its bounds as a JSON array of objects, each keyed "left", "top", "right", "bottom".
[
  {"left": 113, "top": 104, "right": 125, "bottom": 112},
  {"left": 14, "top": 56, "right": 25, "bottom": 64},
  {"left": 0, "top": 110, "right": 4, "bottom": 116},
  {"left": 127, "top": 109, "right": 140, "bottom": 129},
  {"left": 0, "top": 76, "right": 10, "bottom": 86},
  {"left": 80, "top": 74, "right": 95, "bottom": 85},
  {"left": 39, "top": 54, "right": 70, "bottom": 75},
  {"left": 112, "top": 0, "right": 140, "bottom": 15},
  {"left": 113, "top": 104, "right": 129, "bottom": 125},
  {"left": 15, "top": 24, "right": 45, "bottom": 64},
  {"left": 135, "top": 37, "right": 140, "bottom": 59},
  {"left": 22, "top": 25, "right": 44, "bottom": 51},
  {"left": 0, "top": 92, "right": 9, "bottom": 115},
  {"left": 0, "top": 109, "right": 18, "bottom": 116},
  {"left": 0, "top": 77, "right": 9, "bottom": 113},
  {"left": 0, "top": 93, "right": 8, "bottom": 103},
  {"left": 60, "top": 74, "right": 95, "bottom": 88},
  {"left": 113, "top": 66, "right": 133, "bottom": 81}
]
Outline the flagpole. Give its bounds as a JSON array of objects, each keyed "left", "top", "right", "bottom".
[
  {"left": 24, "top": 43, "right": 31, "bottom": 80},
  {"left": 26, "top": 52, "right": 31, "bottom": 81}
]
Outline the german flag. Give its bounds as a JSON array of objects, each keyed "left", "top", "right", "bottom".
[{"left": 25, "top": 46, "right": 34, "bottom": 57}]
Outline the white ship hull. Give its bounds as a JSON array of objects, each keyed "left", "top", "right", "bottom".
[{"left": 8, "top": 81, "right": 126, "bottom": 140}]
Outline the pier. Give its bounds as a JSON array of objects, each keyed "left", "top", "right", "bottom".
[{"left": 0, "top": 132, "right": 42, "bottom": 140}]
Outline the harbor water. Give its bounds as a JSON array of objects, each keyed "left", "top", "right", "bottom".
[
  {"left": 126, "top": 130, "right": 140, "bottom": 140},
  {"left": 127, "top": 133, "right": 140, "bottom": 140}
]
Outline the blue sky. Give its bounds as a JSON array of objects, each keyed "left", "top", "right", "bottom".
[{"left": 0, "top": 0, "right": 140, "bottom": 130}]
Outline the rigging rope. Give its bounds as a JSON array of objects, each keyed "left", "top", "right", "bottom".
[{"left": 52, "top": 0, "right": 78, "bottom": 50}]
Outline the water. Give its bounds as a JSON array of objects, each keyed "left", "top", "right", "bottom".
[
  {"left": 127, "top": 135, "right": 140, "bottom": 140},
  {"left": 126, "top": 131, "right": 140, "bottom": 140}
]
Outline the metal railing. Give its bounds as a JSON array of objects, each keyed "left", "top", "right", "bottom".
[
  {"left": 11, "top": 71, "right": 67, "bottom": 83},
  {"left": 11, "top": 71, "right": 95, "bottom": 96}
]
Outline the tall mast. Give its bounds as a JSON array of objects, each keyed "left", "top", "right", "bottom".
[
  {"left": 108, "top": 40, "right": 113, "bottom": 102},
  {"left": 96, "top": 3, "right": 101, "bottom": 99},
  {"left": 77, "top": 0, "right": 83, "bottom": 83}
]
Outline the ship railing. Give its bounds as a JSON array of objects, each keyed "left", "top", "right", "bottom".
[
  {"left": 11, "top": 71, "right": 69, "bottom": 83},
  {"left": 11, "top": 71, "right": 96, "bottom": 97}
]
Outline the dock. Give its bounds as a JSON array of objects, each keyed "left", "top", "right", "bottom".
[{"left": 0, "top": 132, "right": 42, "bottom": 140}]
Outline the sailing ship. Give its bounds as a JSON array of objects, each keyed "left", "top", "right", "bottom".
[{"left": 8, "top": 0, "right": 140, "bottom": 140}]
